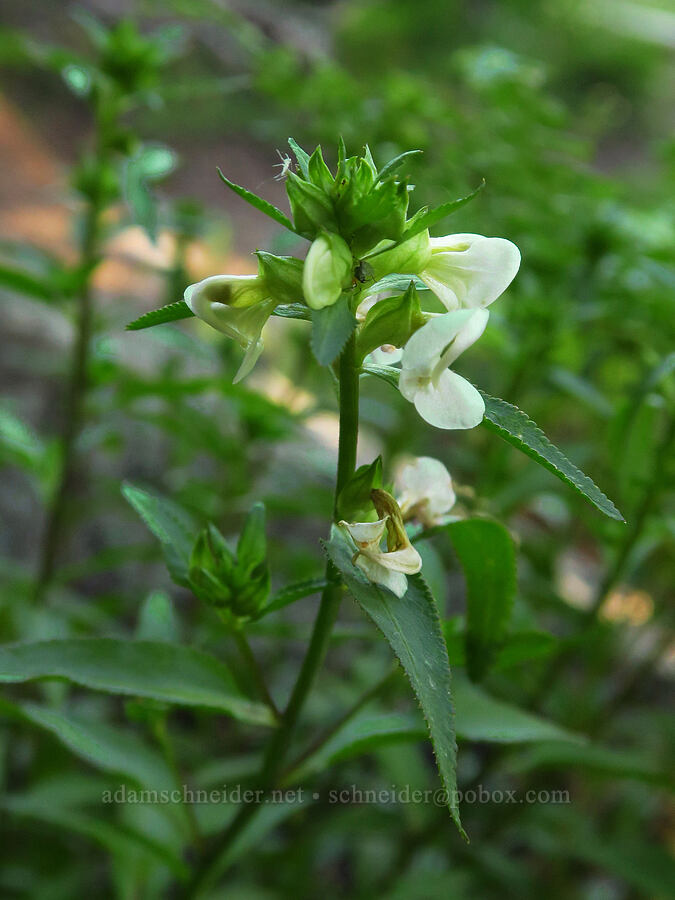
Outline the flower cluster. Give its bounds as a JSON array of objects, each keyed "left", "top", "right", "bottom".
[
  {"left": 185, "top": 140, "right": 520, "bottom": 430},
  {"left": 181, "top": 141, "right": 520, "bottom": 595}
]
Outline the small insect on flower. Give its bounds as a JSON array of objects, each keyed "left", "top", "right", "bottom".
[{"left": 273, "top": 150, "right": 293, "bottom": 182}]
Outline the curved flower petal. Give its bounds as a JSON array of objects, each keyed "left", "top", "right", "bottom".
[
  {"left": 370, "top": 544, "right": 423, "bottom": 573},
  {"left": 340, "top": 518, "right": 388, "bottom": 548},
  {"left": 396, "top": 456, "right": 455, "bottom": 524},
  {"left": 186, "top": 278, "right": 277, "bottom": 382},
  {"left": 185, "top": 274, "right": 267, "bottom": 311},
  {"left": 355, "top": 556, "right": 409, "bottom": 597},
  {"left": 401, "top": 309, "right": 486, "bottom": 376},
  {"left": 421, "top": 233, "right": 520, "bottom": 310},
  {"left": 409, "top": 369, "right": 485, "bottom": 430}
]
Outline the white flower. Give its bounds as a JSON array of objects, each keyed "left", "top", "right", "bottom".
[
  {"left": 303, "top": 232, "right": 353, "bottom": 310},
  {"left": 395, "top": 457, "right": 456, "bottom": 527},
  {"left": 399, "top": 308, "right": 488, "bottom": 429},
  {"left": 420, "top": 233, "right": 520, "bottom": 311},
  {"left": 367, "top": 230, "right": 520, "bottom": 312},
  {"left": 185, "top": 275, "right": 276, "bottom": 383},
  {"left": 339, "top": 517, "right": 422, "bottom": 598}
]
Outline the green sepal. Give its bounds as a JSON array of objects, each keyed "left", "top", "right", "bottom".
[
  {"left": 307, "top": 145, "right": 334, "bottom": 194},
  {"left": 355, "top": 281, "right": 425, "bottom": 362},
  {"left": 336, "top": 456, "right": 383, "bottom": 522},
  {"left": 286, "top": 171, "right": 337, "bottom": 239},
  {"left": 256, "top": 251, "right": 304, "bottom": 304}
]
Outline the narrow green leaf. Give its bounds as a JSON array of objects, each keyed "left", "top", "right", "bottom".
[
  {"left": 287, "top": 137, "right": 310, "bottom": 178},
  {"left": 494, "top": 630, "right": 557, "bottom": 670},
  {"left": 360, "top": 363, "right": 401, "bottom": 389},
  {"left": 136, "top": 590, "right": 179, "bottom": 643},
  {"left": 376, "top": 149, "right": 423, "bottom": 183},
  {"left": 452, "top": 674, "right": 579, "bottom": 743},
  {"left": 122, "top": 482, "right": 198, "bottom": 586},
  {"left": 259, "top": 577, "right": 329, "bottom": 617},
  {"left": 361, "top": 273, "right": 427, "bottom": 296},
  {"left": 446, "top": 519, "right": 516, "bottom": 681},
  {"left": 290, "top": 679, "right": 580, "bottom": 781},
  {"left": 0, "top": 639, "right": 275, "bottom": 726},
  {"left": 271, "top": 303, "right": 312, "bottom": 321},
  {"left": 2, "top": 793, "right": 188, "bottom": 878},
  {"left": 325, "top": 527, "right": 465, "bottom": 837},
  {"left": 0, "top": 262, "right": 55, "bottom": 301},
  {"left": 126, "top": 299, "right": 194, "bottom": 331},
  {"left": 510, "top": 740, "right": 671, "bottom": 787},
  {"left": 403, "top": 181, "right": 485, "bottom": 239},
  {"left": 310, "top": 295, "right": 357, "bottom": 366},
  {"left": 480, "top": 392, "right": 625, "bottom": 521},
  {"left": 0, "top": 698, "right": 176, "bottom": 793},
  {"left": 217, "top": 167, "right": 295, "bottom": 232}
]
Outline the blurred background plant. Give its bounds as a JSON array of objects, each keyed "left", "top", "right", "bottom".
[{"left": 0, "top": 1, "right": 673, "bottom": 897}]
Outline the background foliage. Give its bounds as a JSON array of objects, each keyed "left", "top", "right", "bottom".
[{"left": 0, "top": 1, "right": 673, "bottom": 897}]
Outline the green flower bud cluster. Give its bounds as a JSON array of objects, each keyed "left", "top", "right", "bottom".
[{"left": 188, "top": 504, "right": 270, "bottom": 625}]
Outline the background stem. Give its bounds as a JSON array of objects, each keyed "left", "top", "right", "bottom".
[{"left": 33, "top": 203, "right": 100, "bottom": 603}]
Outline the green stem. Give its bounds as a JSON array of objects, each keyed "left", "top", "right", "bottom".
[
  {"left": 281, "top": 666, "right": 397, "bottom": 786},
  {"left": 33, "top": 202, "right": 100, "bottom": 603},
  {"left": 232, "top": 628, "right": 280, "bottom": 721},
  {"left": 182, "top": 332, "right": 360, "bottom": 897}
]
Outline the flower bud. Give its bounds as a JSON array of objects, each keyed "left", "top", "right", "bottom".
[
  {"left": 188, "top": 507, "right": 270, "bottom": 624},
  {"left": 286, "top": 172, "right": 337, "bottom": 239},
  {"left": 303, "top": 232, "right": 353, "bottom": 310}
]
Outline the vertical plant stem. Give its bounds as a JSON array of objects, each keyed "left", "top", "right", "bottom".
[
  {"left": 33, "top": 203, "right": 100, "bottom": 603},
  {"left": 232, "top": 628, "right": 280, "bottom": 720},
  {"left": 182, "top": 333, "right": 360, "bottom": 897}
]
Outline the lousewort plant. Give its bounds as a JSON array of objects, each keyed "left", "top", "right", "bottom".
[{"left": 126, "top": 140, "right": 624, "bottom": 895}]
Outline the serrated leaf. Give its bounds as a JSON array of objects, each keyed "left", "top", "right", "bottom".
[
  {"left": 446, "top": 519, "right": 516, "bottom": 681},
  {"left": 325, "top": 527, "right": 464, "bottom": 837},
  {"left": 126, "top": 299, "right": 194, "bottom": 331},
  {"left": 217, "top": 167, "right": 295, "bottom": 232},
  {"left": 122, "top": 482, "right": 198, "bottom": 585},
  {"left": 0, "top": 639, "right": 275, "bottom": 726},
  {"left": 259, "top": 577, "right": 329, "bottom": 618},
  {"left": 480, "top": 393, "right": 625, "bottom": 521},
  {"left": 403, "top": 181, "right": 485, "bottom": 240},
  {"left": 310, "top": 295, "right": 357, "bottom": 366},
  {"left": 376, "top": 149, "right": 422, "bottom": 183}
]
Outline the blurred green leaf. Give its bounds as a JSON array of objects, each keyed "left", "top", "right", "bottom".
[
  {"left": 446, "top": 519, "right": 516, "bottom": 681},
  {"left": 0, "top": 698, "right": 177, "bottom": 793},
  {"left": 0, "top": 639, "right": 275, "bottom": 726},
  {"left": 122, "top": 482, "right": 198, "bottom": 586}
]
